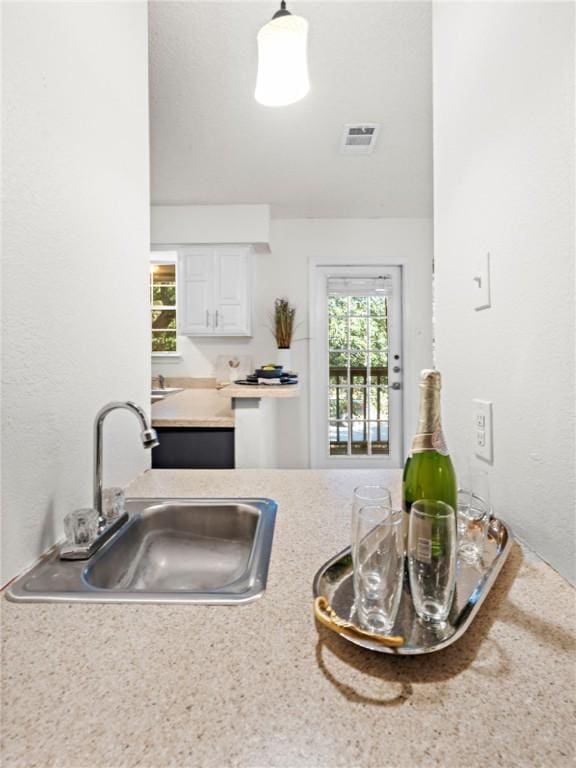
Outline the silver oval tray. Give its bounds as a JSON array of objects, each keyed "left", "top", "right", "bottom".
[{"left": 312, "top": 517, "right": 513, "bottom": 655}]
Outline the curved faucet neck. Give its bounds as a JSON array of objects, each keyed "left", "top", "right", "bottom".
[{"left": 93, "top": 401, "right": 155, "bottom": 518}]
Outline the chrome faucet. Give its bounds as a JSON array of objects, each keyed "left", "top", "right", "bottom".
[
  {"left": 153, "top": 374, "right": 166, "bottom": 390},
  {"left": 61, "top": 401, "right": 159, "bottom": 561},
  {"left": 94, "top": 401, "right": 158, "bottom": 522}
]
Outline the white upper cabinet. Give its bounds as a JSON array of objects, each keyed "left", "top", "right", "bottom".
[{"left": 178, "top": 246, "right": 252, "bottom": 336}]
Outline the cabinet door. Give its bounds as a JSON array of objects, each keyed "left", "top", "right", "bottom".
[
  {"left": 179, "top": 249, "right": 213, "bottom": 334},
  {"left": 213, "top": 248, "right": 251, "bottom": 336}
]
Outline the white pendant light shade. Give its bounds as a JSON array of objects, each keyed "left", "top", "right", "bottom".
[{"left": 255, "top": 10, "right": 310, "bottom": 107}]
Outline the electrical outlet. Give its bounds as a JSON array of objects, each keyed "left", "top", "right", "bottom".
[{"left": 473, "top": 399, "right": 493, "bottom": 462}]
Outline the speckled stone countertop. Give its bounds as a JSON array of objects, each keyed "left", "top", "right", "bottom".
[
  {"left": 151, "top": 388, "right": 234, "bottom": 428},
  {"left": 219, "top": 383, "right": 301, "bottom": 398},
  {"left": 2, "top": 469, "right": 575, "bottom": 768}
]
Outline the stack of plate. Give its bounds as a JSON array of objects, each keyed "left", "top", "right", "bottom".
[{"left": 234, "top": 365, "right": 298, "bottom": 386}]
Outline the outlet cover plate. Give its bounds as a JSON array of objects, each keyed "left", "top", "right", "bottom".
[{"left": 473, "top": 399, "right": 493, "bottom": 463}]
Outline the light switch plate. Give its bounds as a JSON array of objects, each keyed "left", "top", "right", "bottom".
[
  {"left": 473, "top": 399, "right": 493, "bottom": 462},
  {"left": 473, "top": 252, "right": 491, "bottom": 311}
]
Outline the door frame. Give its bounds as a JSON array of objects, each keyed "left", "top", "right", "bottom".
[{"left": 309, "top": 255, "right": 415, "bottom": 469}]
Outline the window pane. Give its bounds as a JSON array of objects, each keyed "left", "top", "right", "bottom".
[
  {"left": 370, "top": 422, "right": 389, "bottom": 455},
  {"left": 329, "top": 369, "right": 348, "bottom": 385},
  {"left": 369, "top": 314, "right": 388, "bottom": 350},
  {"left": 152, "top": 309, "right": 176, "bottom": 330},
  {"left": 152, "top": 286, "right": 176, "bottom": 306},
  {"left": 329, "top": 351, "right": 349, "bottom": 387},
  {"left": 370, "top": 296, "right": 387, "bottom": 316},
  {"left": 350, "top": 296, "right": 368, "bottom": 316},
  {"left": 151, "top": 264, "right": 176, "bottom": 285},
  {"left": 349, "top": 317, "right": 368, "bottom": 350},
  {"left": 368, "top": 387, "right": 388, "bottom": 420},
  {"left": 328, "top": 313, "right": 348, "bottom": 350},
  {"left": 329, "top": 387, "right": 349, "bottom": 420},
  {"left": 329, "top": 421, "right": 349, "bottom": 455},
  {"left": 328, "top": 296, "right": 348, "bottom": 318},
  {"left": 350, "top": 350, "right": 367, "bottom": 369},
  {"left": 351, "top": 421, "right": 368, "bottom": 455},
  {"left": 152, "top": 331, "right": 177, "bottom": 353},
  {"left": 370, "top": 349, "right": 387, "bottom": 369},
  {"left": 351, "top": 387, "right": 368, "bottom": 419}
]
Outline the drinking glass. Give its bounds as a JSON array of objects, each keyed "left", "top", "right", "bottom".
[
  {"left": 353, "top": 485, "right": 392, "bottom": 517},
  {"left": 457, "top": 490, "right": 491, "bottom": 564},
  {"left": 408, "top": 500, "right": 456, "bottom": 624},
  {"left": 352, "top": 504, "right": 404, "bottom": 633}
]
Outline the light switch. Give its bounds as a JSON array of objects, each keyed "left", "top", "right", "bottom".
[
  {"left": 473, "top": 252, "right": 491, "bottom": 311},
  {"left": 473, "top": 399, "right": 493, "bottom": 463}
]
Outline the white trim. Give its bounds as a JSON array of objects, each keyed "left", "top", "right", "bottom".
[
  {"left": 151, "top": 353, "right": 182, "bottom": 362},
  {"left": 309, "top": 254, "right": 416, "bottom": 468}
]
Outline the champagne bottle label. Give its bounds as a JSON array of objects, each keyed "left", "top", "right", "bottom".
[{"left": 431, "top": 429, "right": 448, "bottom": 456}]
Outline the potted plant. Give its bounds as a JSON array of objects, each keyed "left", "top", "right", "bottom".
[{"left": 272, "top": 297, "right": 296, "bottom": 371}]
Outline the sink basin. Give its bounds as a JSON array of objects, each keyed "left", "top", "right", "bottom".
[
  {"left": 151, "top": 387, "right": 183, "bottom": 400},
  {"left": 6, "top": 498, "right": 277, "bottom": 604}
]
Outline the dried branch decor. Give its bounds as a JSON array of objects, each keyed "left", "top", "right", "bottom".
[{"left": 273, "top": 298, "right": 296, "bottom": 349}]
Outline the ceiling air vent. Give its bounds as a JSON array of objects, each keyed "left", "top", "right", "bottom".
[{"left": 340, "top": 123, "right": 381, "bottom": 155}]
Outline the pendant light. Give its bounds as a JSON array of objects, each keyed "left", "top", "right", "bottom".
[{"left": 255, "top": 1, "right": 310, "bottom": 107}]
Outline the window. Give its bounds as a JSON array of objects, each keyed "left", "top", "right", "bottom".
[
  {"left": 328, "top": 281, "right": 389, "bottom": 457},
  {"left": 150, "top": 259, "right": 177, "bottom": 354},
  {"left": 309, "top": 265, "right": 403, "bottom": 469}
]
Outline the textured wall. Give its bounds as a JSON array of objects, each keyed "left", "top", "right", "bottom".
[
  {"left": 433, "top": 2, "right": 575, "bottom": 581},
  {"left": 1, "top": 1, "right": 151, "bottom": 583},
  {"left": 153, "top": 218, "right": 433, "bottom": 468}
]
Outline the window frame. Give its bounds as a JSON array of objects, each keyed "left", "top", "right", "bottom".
[
  {"left": 309, "top": 262, "right": 404, "bottom": 469},
  {"left": 150, "top": 252, "right": 180, "bottom": 358}
]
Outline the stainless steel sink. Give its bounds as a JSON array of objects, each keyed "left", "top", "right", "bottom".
[
  {"left": 6, "top": 498, "right": 277, "bottom": 604},
  {"left": 151, "top": 387, "right": 184, "bottom": 402}
]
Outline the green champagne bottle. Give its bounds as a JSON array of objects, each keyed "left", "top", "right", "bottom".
[{"left": 402, "top": 370, "right": 457, "bottom": 545}]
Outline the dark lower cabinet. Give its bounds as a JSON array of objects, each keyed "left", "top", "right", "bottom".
[{"left": 152, "top": 427, "right": 235, "bottom": 469}]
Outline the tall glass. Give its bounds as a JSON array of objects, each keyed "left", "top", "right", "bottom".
[
  {"left": 408, "top": 500, "right": 456, "bottom": 623},
  {"left": 352, "top": 504, "right": 404, "bottom": 633},
  {"left": 353, "top": 485, "right": 392, "bottom": 517}
]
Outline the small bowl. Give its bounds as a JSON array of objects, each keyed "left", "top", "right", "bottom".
[{"left": 255, "top": 366, "right": 283, "bottom": 379}]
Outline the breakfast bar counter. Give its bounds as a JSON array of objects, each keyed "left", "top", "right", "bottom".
[{"left": 2, "top": 469, "right": 574, "bottom": 768}]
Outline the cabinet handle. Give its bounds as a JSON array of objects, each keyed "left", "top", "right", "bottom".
[
  {"left": 206, "top": 310, "right": 210, "bottom": 327},
  {"left": 215, "top": 310, "right": 219, "bottom": 328}
]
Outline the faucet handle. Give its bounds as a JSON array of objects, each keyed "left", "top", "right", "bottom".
[{"left": 64, "top": 508, "right": 99, "bottom": 546}]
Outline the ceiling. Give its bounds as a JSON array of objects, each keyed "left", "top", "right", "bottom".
[{"left": 149, "top": 1, "right": 432, "bottom": 219}]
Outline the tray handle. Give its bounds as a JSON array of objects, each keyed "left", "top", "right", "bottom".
[{"left": 313, "top": 596, "right": 405, "bottom": 648}]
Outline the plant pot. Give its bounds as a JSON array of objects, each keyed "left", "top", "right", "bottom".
[{"left": 276, "top": 348, "right": 292, "bottom": 371}]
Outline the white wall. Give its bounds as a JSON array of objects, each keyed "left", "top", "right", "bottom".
[
  {"left": 1, "top": 2, "right": 151, "bottom": 583},
  {"left": 433, "top": 2, "right": 575, "bottom": 582},
  {"left": 153, "top": 218, "right": 433, "bottom": 467},
  {"left": 151, "top": 205, "right": 271, "bottom": 247}
]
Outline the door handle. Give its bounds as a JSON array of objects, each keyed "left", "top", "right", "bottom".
[{"left": 391, "top": 382, "right": 402, "bottom": 390}]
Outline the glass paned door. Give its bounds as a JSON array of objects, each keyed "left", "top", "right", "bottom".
[
  {"left": 328, "top": 292, "right": 390, "bottom": 456},
  {"left": 311, "top": 266, "right": 403, "bottom": 468}
]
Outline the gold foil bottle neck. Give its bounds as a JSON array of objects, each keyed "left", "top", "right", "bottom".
[
  {"left": 411, "top": 369, "right": 446, "bottom": 454},
  {"left": 420, "top": 369, "right": 441, "bottom": 390}
]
